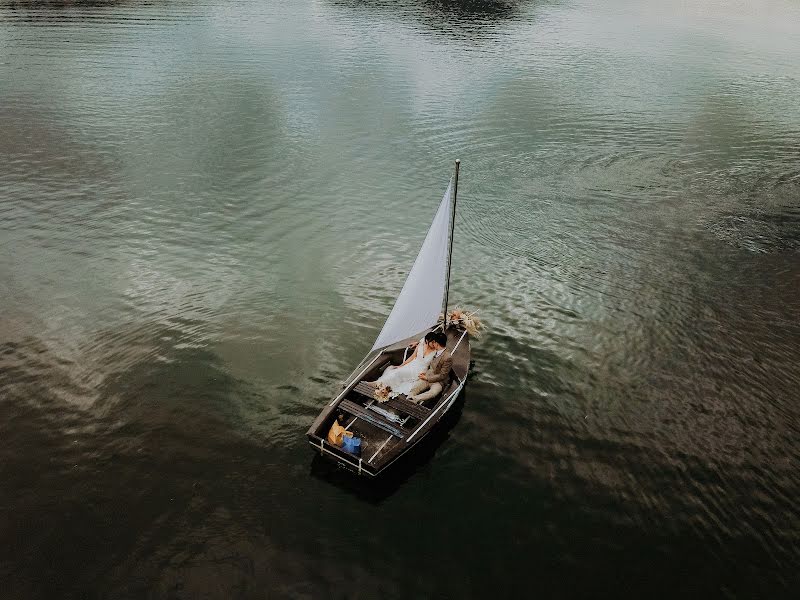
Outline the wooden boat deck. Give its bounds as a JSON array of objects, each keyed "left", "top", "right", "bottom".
[
  {"left": 338, "top": 399, "right": 412, "bottom": 439},
  {"left": 352, "top": 381, "right": 432, "bottom": 419}
]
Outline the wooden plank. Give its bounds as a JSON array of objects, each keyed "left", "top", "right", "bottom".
[
  {"left": 386, "top": 396, "right": 430, "bottom": 420},
  {"left": 353, "top": 381, "right": 376, "bottom": 397},
  {"left": 353, "top": 381, "right": 431, "bottom": 419},
  {"left": 339, "top": 400, "right": 409, "bottom": 439}
]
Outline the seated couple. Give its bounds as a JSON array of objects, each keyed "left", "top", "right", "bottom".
[{"left": 371, "top": 331, "right": 451, "bottom": 403}]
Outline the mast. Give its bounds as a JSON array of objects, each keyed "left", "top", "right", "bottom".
[{"left": 442, "top": 159, "right": 459, "bottom": 327}]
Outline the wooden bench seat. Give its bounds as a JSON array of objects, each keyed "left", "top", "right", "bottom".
[
  {"left": 339, "top": 399, "right": 412, "bottom": 439},
  {"left": 353, "top": 381, "right": 431, "bottom": 420}
]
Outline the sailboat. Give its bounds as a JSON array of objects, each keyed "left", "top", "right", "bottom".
[{"left": 306, "top": 160, "right": 471, "bottom": 476}]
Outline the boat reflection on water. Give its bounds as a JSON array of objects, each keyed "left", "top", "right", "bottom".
[{"left": 309, "top": 389, "right": 467, "bottom": 504}]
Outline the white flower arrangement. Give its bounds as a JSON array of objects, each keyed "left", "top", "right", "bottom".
[{"left": 373, "top": 382, "right": 391, "bottom": 403}]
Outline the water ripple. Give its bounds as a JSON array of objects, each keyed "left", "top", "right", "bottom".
[{"left": 2, "top": 0, "right": 800, "bottom": 598}]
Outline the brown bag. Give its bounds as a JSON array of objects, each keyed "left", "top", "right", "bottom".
[{"left": 327, "top": 421, "right": 351, "bottom": 446}]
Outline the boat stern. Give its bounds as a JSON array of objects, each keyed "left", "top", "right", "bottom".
[{"left": 307, "top": 433, "right": 378, "bottom": 476}]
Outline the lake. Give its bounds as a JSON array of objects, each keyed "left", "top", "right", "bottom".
[{"left": 1, "top": 0, "right": 798, "bottom": 597}]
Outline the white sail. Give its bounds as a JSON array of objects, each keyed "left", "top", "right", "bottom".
[{"left": 372, "top": 181, "right": 453, "bottom": 351}]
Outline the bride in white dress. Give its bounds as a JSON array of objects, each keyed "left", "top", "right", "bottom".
[{"left": 374, "top": 336, "right": 437, "bottom": 398}]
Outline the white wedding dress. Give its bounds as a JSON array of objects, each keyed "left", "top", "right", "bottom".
[{"left": 376, "top": 337, "right": 436, "bottom": 398}]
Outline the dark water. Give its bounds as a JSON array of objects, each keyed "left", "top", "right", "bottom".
[{"left": 2, "top": 0, "right": 799, "bottom": 597}]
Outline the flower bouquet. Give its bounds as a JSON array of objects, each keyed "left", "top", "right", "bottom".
[{"left": 373, "top": 382, "right": 391, "bottom": 403}]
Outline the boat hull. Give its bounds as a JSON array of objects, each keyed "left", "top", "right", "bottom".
[
  {"left": 306, "top": 326, "right": 470, "bottom": 477},
  {"left": 307, "top": 377, "right": 466, "bottom": 477}
]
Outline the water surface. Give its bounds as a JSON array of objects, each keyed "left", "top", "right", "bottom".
[{"left": 1, "top": 0, "right": 799, "bottom": 597}]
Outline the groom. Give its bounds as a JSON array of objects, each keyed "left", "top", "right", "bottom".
[{"left": 408, "top": 331, "right": 451, "bottom": 404}]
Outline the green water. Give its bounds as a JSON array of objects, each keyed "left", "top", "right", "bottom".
[{"left": 1, "top": 1, "right": 799, "bottom": 597}]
